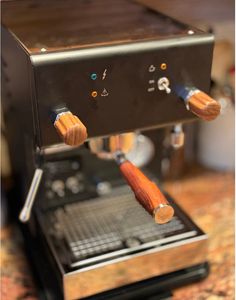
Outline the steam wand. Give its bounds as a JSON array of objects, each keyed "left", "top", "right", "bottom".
[{"left": 19, "top": 168, "right": 43, "bottom": 223}]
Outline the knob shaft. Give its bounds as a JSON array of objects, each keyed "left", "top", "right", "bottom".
[
  {"left": 54, "top": 111, "right": 87, "bottom": 146},
  {"left": 170, "top": 124, "right": 185, "bottom": 149},
  {"left": 187, "top": 90, "right": 221, "bottom": 121}
]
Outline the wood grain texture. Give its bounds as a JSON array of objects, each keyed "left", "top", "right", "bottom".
[
  {"left": 1, "top": 0, "right": 200, "bottom": 54},
  {"left": 188, "top": 91, "right": 221, "bottom": 121},
  {"left": 54, "top": 113, "right": 87, "bottom": 146},
  {"left": 119, "top": 160, "right": 174, "bottom": 224}
]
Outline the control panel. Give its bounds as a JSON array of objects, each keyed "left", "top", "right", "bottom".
[
  {"left": 89, "top": 63, "right": 170, "bottom": 99},
  {"left": 33, "top": 36, "right": 214, "bottom": 147}
]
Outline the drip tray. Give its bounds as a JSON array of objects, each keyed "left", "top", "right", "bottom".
[
  {"left": 40, "top": 186, "right": 206, "bottom": 269},
  {"left": 38, "top": 186, "right": 208, "bottom": 300}
]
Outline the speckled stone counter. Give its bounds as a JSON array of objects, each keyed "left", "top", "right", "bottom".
[
  {"left": 0, "top": 169, "right": 234, "bottom": 300},
  {"left": 165, "top": 170, "right": 234, "bottom": 300}
]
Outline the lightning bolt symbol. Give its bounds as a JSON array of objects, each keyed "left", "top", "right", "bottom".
[{"left": 102, "top": 69, "right": 107, "bottom": 80}]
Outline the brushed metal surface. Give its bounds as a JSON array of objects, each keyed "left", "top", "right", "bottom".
[
  {"left": 63, "top": 236, "right": 207, "bottom": 300},
  {"left": 38, "top": 187, "right": 208, "bottom": 300}
]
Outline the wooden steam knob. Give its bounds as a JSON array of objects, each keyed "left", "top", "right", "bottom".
[
  {"left": 54, "top": 112, "right": 87, "bottom": 146},
  {"left": 119, "top": 160, "right": 174, "bottom": 224},
  {"left": 187, "top": 90, "right": 221, "bottom": 121}
]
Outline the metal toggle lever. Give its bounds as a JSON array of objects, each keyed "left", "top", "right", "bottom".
[
  {"left": 19, "top": 168, "right": 43, "bottom": 223},
  {"left": 157, "top": 77, "right": 171, "bottom": 94}
]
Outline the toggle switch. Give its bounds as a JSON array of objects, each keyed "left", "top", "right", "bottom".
[{"left": 157, "top": 77, "right": 171, "bottom": 94}]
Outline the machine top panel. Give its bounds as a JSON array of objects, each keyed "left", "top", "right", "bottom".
[{"left": 1, "top": 0, "right": 204, "bottom": 54}]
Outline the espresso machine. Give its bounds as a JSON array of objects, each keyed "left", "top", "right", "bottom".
[{"left": 1, "top": 1, "right": 221, "bottom": 299}]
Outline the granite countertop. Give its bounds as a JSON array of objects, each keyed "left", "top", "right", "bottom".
[
  {"left": 164, "top": 169, "right": 234, "bottom": 300},
  {"left": 0, "top": 169, "right": 234, "bottom": 300}
]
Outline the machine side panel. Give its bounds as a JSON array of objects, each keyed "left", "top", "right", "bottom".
[{"left": 1, "top": 26, "right": 37, "bottom": 194}]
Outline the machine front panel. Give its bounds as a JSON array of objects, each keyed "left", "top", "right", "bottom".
[{"left": 34, "top": 39, "right": 213, "bottom": 147}]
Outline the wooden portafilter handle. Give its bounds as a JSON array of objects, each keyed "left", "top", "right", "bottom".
[
  {"left": 185, "top": 89, "right": 221, "bottom": 121},
  {"left": 117, "top": 157, "right": 174, "bottom": 224},
  {"left": 53, "top": 109, "right": 87, "bottom": 146}
]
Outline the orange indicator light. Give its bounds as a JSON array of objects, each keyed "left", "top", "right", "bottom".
[
  {"left": 161, "top": 63, "right": 167, "bottom": 70},
  {"left": 91, "top": 91, "right": 98, "bottom": 98}
]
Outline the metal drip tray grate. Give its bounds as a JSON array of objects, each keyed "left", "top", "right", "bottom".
[{"left": 43, "top": 186, "right": 197, "bottom": 268}]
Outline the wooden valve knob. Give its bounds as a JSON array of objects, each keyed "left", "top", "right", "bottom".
[
  {"left": 119, "top": 160, "right": 174, "bottom": 224},
  {"left": 54, "top": 112, "right": 87, "bottom": 146},
  {"left": 187, "top": 90, "right": 221, "bottom": 121}
]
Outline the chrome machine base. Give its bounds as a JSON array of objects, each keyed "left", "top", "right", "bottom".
[{"left": 31, "top": 186, "right": 209, "bottom": 300}]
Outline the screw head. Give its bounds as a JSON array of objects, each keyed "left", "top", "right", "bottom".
[{"left": 188, "top": 30, "right": 194, "bottom": 35}]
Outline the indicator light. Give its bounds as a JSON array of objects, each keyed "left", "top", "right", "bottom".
[
  {"left": 91, "top": 73, "right": 97, "bottom": 80},
  {"left": 160, "top": 63, "right": 167, "bottom": 70},
  {"left": 91, "top": 91, "right": 98, "bottom": 98}
]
